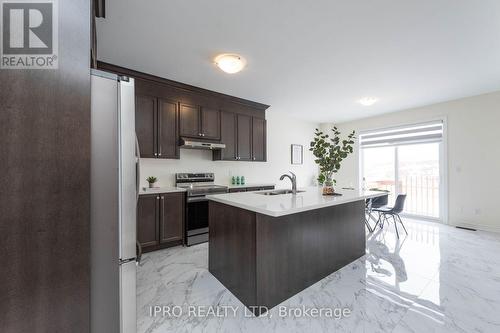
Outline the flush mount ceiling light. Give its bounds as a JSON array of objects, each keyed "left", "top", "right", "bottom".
[
  {"left": 358, "top": 97, "right": 378, "bottom": 106},
  {"left": 214, "top": 54, "right": 246, "bottom": 74}
]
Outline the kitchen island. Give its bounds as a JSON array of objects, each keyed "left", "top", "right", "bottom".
[{"left": 207, "top": 187, "right": 386, "bottom": 315}]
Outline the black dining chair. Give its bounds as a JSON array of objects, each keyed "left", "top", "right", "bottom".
[
  {"left": 373, "top": 194, "right": 408, "bottom": 238},
  {"left": 366, "top": 193, "right": 389, "bottom": 231}
]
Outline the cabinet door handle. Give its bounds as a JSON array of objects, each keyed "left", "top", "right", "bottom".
[
  {"left": 202, "top": 133, "right": 205, "bottom": 137},
  {"left": 156, "top": 196, "right": 160, "bottom": 200},
  {"left": 253, "top": 157, "right": 256, "bottom": 161},
  {"left": 154, "top": 153, "right": 158, "bottom": 157}
]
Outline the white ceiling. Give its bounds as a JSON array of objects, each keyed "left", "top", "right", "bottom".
[{"left": 97, "top": 0, "right": 500, "bottom": 123}]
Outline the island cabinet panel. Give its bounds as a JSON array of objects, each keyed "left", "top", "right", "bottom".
[
  {"left": 208, "top": 200, "right": 366, "bottom": 315},
  {"left": 135, "top": 95, "right": 157, "bottom": 158},
  {"left": 179, "top": 103, "right": 200, "bottom": 138},
  {"left": 209, "top": 201, "right": 257, "bottom": 307},
  {"left": 255, "top": 201, "right": 365, "bottom": 309},
  {"left": 201, "top": 107, "right": 221, "bottom": 140},
  {"left": 237, "top": 114, "right": 252, "bottom": 161},
  {"left": 159, "top": 192, "right": 185, "bottom": 244},
  {"left": 158, "top": 99, "right": 179, "bottom": 159},
  {"left": 252, "top": 117, "right": 266, "bottom": 161},
  {"left": 138, "top": 193, "right": 185, "bottom": 252}
]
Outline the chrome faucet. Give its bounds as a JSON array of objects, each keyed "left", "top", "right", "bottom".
[{"left": 280, "top": 171, "right": 297, "bottom": 194}]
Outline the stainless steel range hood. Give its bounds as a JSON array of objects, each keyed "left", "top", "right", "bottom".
[{"left": 179, "top": 137, "right": 226, "bottom": 150}]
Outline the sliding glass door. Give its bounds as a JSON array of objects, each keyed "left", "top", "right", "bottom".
[
  {"left": 398, "top": 143, "right": 440, "bottom": 218},
  {"left": 360, "top": 121, "right": 444, "bottom": 220}
]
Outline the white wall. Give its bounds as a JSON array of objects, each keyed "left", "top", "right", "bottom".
[
  {"left": 322, "top": 91, "right": 500, "bottom": 232},
  {"left": 141, "top": 110, "right": 320, "bottom": 189}
]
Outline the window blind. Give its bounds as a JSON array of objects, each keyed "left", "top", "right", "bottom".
[{"left": 360, "top": 121, "right": 443, "bottom": 148}]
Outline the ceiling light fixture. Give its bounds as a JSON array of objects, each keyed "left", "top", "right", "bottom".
[
  {"left": 358, "top": 97, "right": 378, "bottom": 106},
  {"left": 214, "top": 54, "right": 246, "bottom": 74}
]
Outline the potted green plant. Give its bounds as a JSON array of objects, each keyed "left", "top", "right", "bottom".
[
  {"left": 146, "top": 176, "right": 158, "bottom": 188},
  {"left": 317, "top": 172, "right": 326, "bottom": 186},
  {"left": 309, "top": 127, "right": 356, "bottom": 195}
]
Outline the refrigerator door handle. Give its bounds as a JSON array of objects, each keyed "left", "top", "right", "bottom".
[{"left": 135, "top": 134, "right": 141, "bottom": 203}]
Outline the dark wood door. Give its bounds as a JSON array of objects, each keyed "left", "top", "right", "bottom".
[
  {"left": 135, "top": 95, "right": 157, "bottom": 158},
  {"left": 0, "top": 0, "right": 90, "bottom": 331},
  {"left": 214, "top": 111, "right": 237, "bottom": 161},
  {"left": 159, "top": 193, "right": 185, "bottom": 244},
  {"left": 201, "top": 107, "right": 220, "bottom": 140},
  {"left": 179, "top": 103, "right": 200, "bottom": 138},
  {"left": 158, "top": 99, "right": 179, "bottom": 159},
  {"left": 137, "top": 195, "right": 160, "bottom": 248},
  {"left": 252, "top": 117, "right": 266, "bottom": 161},
  {"left": 237, "top": 114, "right": 252, "bottom": 161}
]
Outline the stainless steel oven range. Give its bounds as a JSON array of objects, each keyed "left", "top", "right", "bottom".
[{"left": 175, "top": 173, "right": 228, "bottom": 246}]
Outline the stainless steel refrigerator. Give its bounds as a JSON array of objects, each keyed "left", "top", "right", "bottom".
[{"left": 90, "top": 69, "right": 139, "bottom": 333}]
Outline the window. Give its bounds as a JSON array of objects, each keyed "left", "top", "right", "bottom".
[{"left": 360, "top": 121, "right": 444, "bottom": 219}]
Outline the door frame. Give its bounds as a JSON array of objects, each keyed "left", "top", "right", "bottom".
[{"left": 358, "top": 117, "right": 448, "bottom": 223}]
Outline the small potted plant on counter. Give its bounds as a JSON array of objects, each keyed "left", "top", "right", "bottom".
[
  {"left": 146, "top": 176, "right": 158, "bottom": 188},
  {"left": 309, "top": 127, "right": 356, "bottom": 195}
]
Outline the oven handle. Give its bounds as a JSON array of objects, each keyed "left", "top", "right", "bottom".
[{"left": 187, "top": 196, "right": 209, "bottom": 203}]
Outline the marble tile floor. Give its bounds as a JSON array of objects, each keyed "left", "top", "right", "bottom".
[{"left": 137, "top": 219, "right": 500, "bottom": 333}]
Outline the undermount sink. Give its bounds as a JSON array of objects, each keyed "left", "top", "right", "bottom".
[{"left": 257, "top": 189, "right": 305, "bottom": 196}]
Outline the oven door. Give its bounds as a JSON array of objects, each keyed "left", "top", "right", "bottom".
[{"left": 186, "top": 196, "right": 209, "bottom": 246}]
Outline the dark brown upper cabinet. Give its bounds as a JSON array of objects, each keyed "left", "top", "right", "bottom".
[
  {"left": 158, "top": 99, "right": 178, "bottom": 159},
  {"left": 135, "top": 95, "right": 179, "bottom": 159},
  {"left": 179, "top": 103, "right": 200, "bottom": 138},
  {"left": 96, "top": 62, "right": 269, "bottom": 161},
  {"left": 237, "top": 114, "right": 252, "bottom": 161},
  {"left": 180, "top": 104, "right": 220, "bottom": 140},
  {"left": 252, "top": 117, "right": 266, "bottom": 161},
  {"left": 213, "top": 111, "right": 237, "bottom": 161},
  {"left": 135, "top": 95, "right": 157, "bottom": 158},
  {"left": 213, "top": 112, "right": 267, "bottom": 162},
  {"left": 201, "top": 107, "right": 221, "bottom": 140}
]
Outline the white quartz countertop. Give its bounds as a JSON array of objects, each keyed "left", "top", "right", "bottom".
[
  {"left": 225, "top": 183, "right": 275, "bottom": 189},
  {"left": 207, "top": 187, "right": 388, "bottom": 217},
  {"left": 139, "top": 187, "right": 186, "bottom": 195}
]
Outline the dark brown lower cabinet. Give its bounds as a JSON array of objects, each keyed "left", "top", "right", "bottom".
[
  {"left": 137, "top": 195, "right": 159, "bottom": 248},
  {"left": 160, "top": 192, "right": 184, "bottom": 244},
  {"left": 138, "top": 192, "right": 185, "bottom": 252}
]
